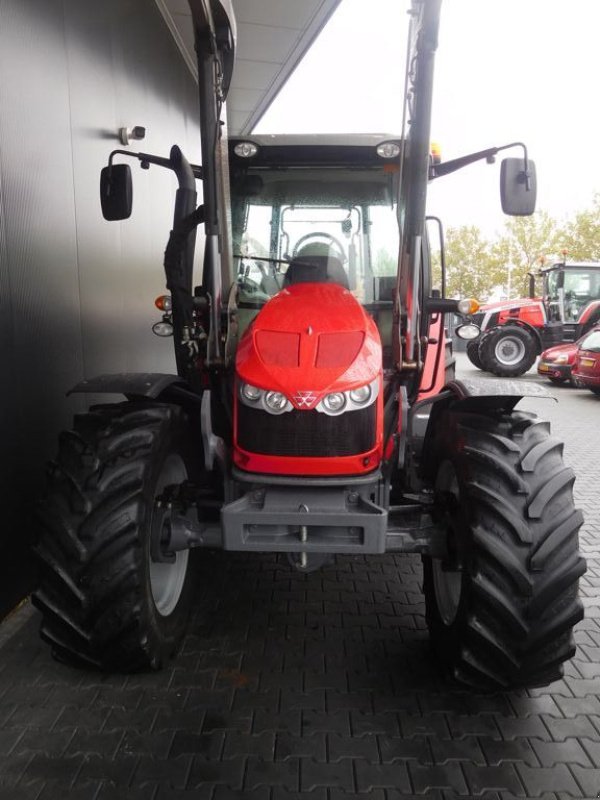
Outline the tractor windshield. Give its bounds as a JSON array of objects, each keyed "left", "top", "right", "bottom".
[
  {"left": 580, "top": 328, "right": 600, "bottom": 352},
  {"left": 546, "top": 266, "right": 600, "bottom": 322},
  {"left": 229, "top": 158, "right": 401, "bottom": 310}
]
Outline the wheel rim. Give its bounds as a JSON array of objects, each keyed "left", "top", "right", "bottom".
[
  {"left": 494, "top": 335, "right": 525, "bottom": 366},
  {"left": 149, "top": 453, "right": 189, "bottom": 617},
  {"left": 433, "top": 460, "right": 463, "bottom": 626}
]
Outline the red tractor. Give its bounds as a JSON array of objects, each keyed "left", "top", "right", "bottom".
[
  {"left": 33, "top": 0, "right": 585, "bottom": 690},
  {"left": 466, "top": 260, "right": 600, "bottom": 376}
]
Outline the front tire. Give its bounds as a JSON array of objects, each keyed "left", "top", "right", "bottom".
[
  {"left": 478, "top": 325, "right": 537, "bottom": 377},
  {"left": 33, "top": 402, "right": 199, "bottom": 671},
  {"left": 466, "top": 339, "right": 484, "bottom": 370},
  {"left": 423, "top": 409, "right": 585, "bottom": 690}
]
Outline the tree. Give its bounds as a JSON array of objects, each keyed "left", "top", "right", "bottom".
[
  {"left": 492, "top": 211, "right": 561, "bottom": 299},
  {"left": 444, "top": 226, "right": 500, "bottom": 299},
  {"left": 558, "top": 194, "right": 600, "bottom": 260}
]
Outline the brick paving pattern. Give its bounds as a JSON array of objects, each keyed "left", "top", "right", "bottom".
[{"left": 0, "top": 353, "right": 599, "bottom": 799}]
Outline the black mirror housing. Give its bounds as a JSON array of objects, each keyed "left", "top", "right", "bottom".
[
  {"left": 500, "top": 157, "right": 537, "bottom": 216},
  {"left": 100, "top": 164, "right": 132, "bottom": 220}
]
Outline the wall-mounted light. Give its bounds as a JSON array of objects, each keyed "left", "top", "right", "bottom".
[{"left": 118, "top": 125, "right": 146, "bottom": 146}]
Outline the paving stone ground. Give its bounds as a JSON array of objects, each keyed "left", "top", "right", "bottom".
[{"left": 0, "top": 353, "right": 599, "bottom": 800}]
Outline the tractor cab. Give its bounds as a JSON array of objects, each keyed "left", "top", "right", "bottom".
[
  {"left": 227, "top": 135, "right": 406, "bottom": 365},
  {"left": 543, "top": 262, "right": 600, "bottom": 323}
]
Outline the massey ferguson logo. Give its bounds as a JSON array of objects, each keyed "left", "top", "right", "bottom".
[{"left": 293, "top": 391, "right": 317, "bottom": 408}]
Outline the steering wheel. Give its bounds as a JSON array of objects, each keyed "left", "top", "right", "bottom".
[{"left": 292, "top": 232, "right": 346, "bottom": 262}]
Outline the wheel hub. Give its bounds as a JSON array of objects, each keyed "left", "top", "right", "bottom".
[
  {"left": 495, "top": 335, "right": 526, "bottom": 366},
  {"left": 149, "top": 454, "right": 190, "bottom": 617}
]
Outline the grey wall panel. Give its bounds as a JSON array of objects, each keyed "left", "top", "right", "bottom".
[{"left": 0, "top": 0, "right": 201, "bottom": 617}]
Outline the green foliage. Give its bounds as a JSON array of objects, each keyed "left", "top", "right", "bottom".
[
  {"left": 445, "top": 226, "right": 500, "bottom": 299},
  {"left": 442, "top": 201, "right": 600, "bottom": 302},
  {"left": 558, "top": 194, "right": 600, "bottom": 260},
  {"left": 373, "top": 247, "right": 397, "bottom": 276}
]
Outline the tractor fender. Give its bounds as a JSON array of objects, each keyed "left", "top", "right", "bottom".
[
  {"left": 409, "top": 377, "right": 555, "bottom": 484},
  {"left": 68, "top": 372, "right": 192, "bottom": 400},
  {"left": 482, "top": 319, "right": 543, "bottom": 353}
]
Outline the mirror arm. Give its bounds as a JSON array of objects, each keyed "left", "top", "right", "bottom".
[
  {"left": 430, "top": 141, "right": 531, "bottom": 190},
  {"left": 107, "top": 149, "right": 203, "bottom": 180},
  {"left": 425, "top": 297, "right": 461, "bottom": 314}
]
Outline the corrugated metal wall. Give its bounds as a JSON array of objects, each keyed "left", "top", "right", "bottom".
[{"left": 0, "top": 0, "right": 201, "bottom": 617}]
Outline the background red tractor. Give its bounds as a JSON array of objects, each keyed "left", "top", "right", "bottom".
[{"left": 467, "top": 260, "right": 600, "bottom": 376}]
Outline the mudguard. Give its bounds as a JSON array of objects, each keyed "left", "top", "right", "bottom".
[
  {"left": 443, "top": 376, "right": 554, "bottom": 410},
  {"left": 412, "top": 377, "right": 555, "bottom": 484},
  {"left": 68, "top": 372, "right": 189, "bottom": 399}
]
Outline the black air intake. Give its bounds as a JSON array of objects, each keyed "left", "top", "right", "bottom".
[{"left": 237, "top": 404, "right": 376, "bottom": 457}]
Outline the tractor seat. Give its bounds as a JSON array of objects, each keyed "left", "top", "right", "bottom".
[{"left": 283, "top": 245, "right": 349, "bottom": 290}]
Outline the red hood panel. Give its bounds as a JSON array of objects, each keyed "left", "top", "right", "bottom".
[
  {"left": 481, "top": 297, "right": 542, "bottom": 313},
  {"left": 236, "top": 283, "right": 381, "bottom": 408}
]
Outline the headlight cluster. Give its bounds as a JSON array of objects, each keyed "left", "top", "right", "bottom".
[
  {"left": 240, "top": 383, "right": 292, "bottom": 414},
  {"left": 238, "top": 379, "right": 379, "bottom": 416}
]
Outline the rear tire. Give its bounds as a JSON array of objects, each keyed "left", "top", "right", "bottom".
[
  {"left": 33, "top": 402, "right": 199, "bottom": 671},
  {"left": 478, "top": 325, "right": 537, "bottom": 377},
  {"left": 423, "top": 409, "right": 585, "bottom": 690},
  {"left": 466, "top": 339, "right": 484, "bottom": 370}
]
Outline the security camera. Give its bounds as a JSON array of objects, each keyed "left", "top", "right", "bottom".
[{"left": 118, "top": 126, "right": 147, "bottom": 146}]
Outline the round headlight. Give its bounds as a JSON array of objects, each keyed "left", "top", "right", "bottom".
[
  {"left": 323, "top": 392, "right": 346, "bottom": 413},
  {"left": 265, "top": 390, "right": 288, "bottom": 413},
  {"left": 234, "top": 141, "right": 258, "bottom": 158},
  {"left": 242, "top": 383, "right": 261, "bottom": 402},
  {"left": 349, "top": 385, "right": 372, "bottom": 405},
  {"left": 455, "top": 323, "right": 481, "bottom": 341},
  {"left": 152, "top": 321, "right": 173, "bottom": 337},
  {"left": 377, "top": 142, "right": 400, "bottom": 159}
]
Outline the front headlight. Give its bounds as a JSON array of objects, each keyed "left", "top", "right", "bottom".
[
  {"left": 349, "top": 385, "right": 372, "bottom": 405},
  {"left": 239, "top": 382, "right": 292, "bottom": 414},
  {"left": 265, "top": 391, "right": 289, "bottom": 413},
  {"left": 242, "top": 383, "right": 261, "bottom": 401},
  {"left": 316, "top": 378, "right": 379, "bottom": 416},
  {"left": 322, "top": 392, "right": 347, "bottom": 414}
]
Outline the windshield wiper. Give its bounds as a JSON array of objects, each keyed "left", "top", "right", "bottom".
[{"left": 234, "top": 254, "right": 290, "bottom": 266}]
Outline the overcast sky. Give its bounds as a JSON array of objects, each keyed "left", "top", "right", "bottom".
[{"left": 255, "top": 0, "right": 600, "bottom": 238}]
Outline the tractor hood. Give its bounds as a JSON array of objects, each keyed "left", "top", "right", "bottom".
[
  {"left": 480, "top": 297, "right": 542, "bottom": 313},
  {"left": 235, "top": 283, "right": 381, "bottom": 410}
]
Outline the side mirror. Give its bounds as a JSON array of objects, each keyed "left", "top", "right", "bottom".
[
  {"left": 100, "top": 164, "right": 132, "bottom": 220},
  {"left": 500, "top": 157, "right": 537, "bottom": 216}
]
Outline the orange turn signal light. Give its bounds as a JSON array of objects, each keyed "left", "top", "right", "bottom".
[
  {"left": 457, "top": 298, "right": 480, "bottom": 315},
  {"left": 155, "top": 295, "right": 172, "bottom": 312}
]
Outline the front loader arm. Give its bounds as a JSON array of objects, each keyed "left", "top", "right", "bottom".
[
  {"left": 188, "top": 0, "right": 236, "bottom": 364},
  {"left": 393, "top": 0, "right": 442, "bottom": 376}
]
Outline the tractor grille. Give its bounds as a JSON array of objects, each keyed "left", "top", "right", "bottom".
[{"left": 237, "top": 404, "right": 376, "bottom": 457}]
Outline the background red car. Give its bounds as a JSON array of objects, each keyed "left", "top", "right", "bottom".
[
  {"left": 573, "top": 326, "right": 600, "bottom": 395},
  {"left": 538, "top": 323, "right": 600, "bottom": 386},
  {"left": 537, "top": 340, "right": 579, "bottom": 384}
]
